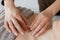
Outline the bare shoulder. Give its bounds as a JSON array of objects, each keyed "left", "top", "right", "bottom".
[{"left": 53, "top": 20, "right": 60, "bottom": 25}]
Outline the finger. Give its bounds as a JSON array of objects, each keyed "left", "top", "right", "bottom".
[
  {"left": 4, "top": 20, "right": 11, "bottom": 33},
  {"left": 31, "top": 18, "right": 41, "bottom": 30},
  {"left": 11, "top": 16, "right": 24, "bottom": 35},
  {"left": 30, "top": 16, "right": 38, "bottom": 28},
  {"left": 35, "top": 22, "right": 50, "bottom": 37},
  {"left": 14, "top": 14, "right": 29, "bottom": 30},
  {"left": 30, "top": 14, "right": 43, "bottom": 29},
  {"left": 32, "top": 19, "right": 47, "bottom": 36},
  {"left": 20, "top": 13, "right": 28, "bottom": 25},
  {"left": 21, "top": 15, "right": 30, "bottom": 30},
  {"left": 8, "top": 20, "right": 18, "bottom": 36},
  {"left": 20, "top": 21, "right": 30, "bottom": 30}
]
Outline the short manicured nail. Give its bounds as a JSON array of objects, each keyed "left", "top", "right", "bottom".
[
  {"left": 31, "top": 28, "right": 33, "bottom": 30},
  {"left": 21, "top": 32, "right": 24, "bottom": 35},
  {"left": 31, "top": 28, "right": 32, "bottom": 30},
  {"left": 31, "top": 27, "right": 34, "bottom": 30},
  {"left": 15, "top": 33, "right": 18, "bottom": 36},
  {"left": 35, "top": 35, "right": 38, "bottom": 37},
  {"left": 9, "top": 30, "right": 11, "bottom": 33}
]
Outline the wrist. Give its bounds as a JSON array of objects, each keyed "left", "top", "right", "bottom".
[
  {"left": 4, "top": 0, "right": 15, "bottom": 8},
  {"left": 42, "top": 9, "right": 54, "bottom": 20},
  {"left": 45, "top": 1, "right": 60, "bottom": 16}
]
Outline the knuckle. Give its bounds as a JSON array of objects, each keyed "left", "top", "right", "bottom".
[
  {"left": 15, "top": 13, "right": 19, "bottom": 16},
  {"left": 45, "top": 17, "right": 50, "bottom": 21}
]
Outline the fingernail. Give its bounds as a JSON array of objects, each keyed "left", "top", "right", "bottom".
[
  {"left": 31, "top": 27, "right": 34, "bottom": 30},
  {"left": 9, "top": 30, "right": 11, "bottom": 33},
  {"left": 21, "top": 32, "right": 24, "bottom": 35},
  {"left": 31, "top": 28, "right": 33, "bottom": 30},
  {"left": 35, "top": 35, "right": 38, "bottom": 37},
  {"left": 31, "top": 29, "right": 32, "bottom": 30},
  {"left": 15, "top": 33, "right": 18, "bottom": 36}
]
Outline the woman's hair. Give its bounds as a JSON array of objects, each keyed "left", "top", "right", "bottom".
[
  {"left": 1, "top": 0, "right": 4, "bottom": 6},
  {"left": 1, "top": 0, "right": 14, "bottom": 6}
]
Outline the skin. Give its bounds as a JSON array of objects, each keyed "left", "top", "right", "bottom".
[
  {"left": 4, "top": 0, "right": 29, "bottom": 36},
  {"left": 4, "top": 0, "right": 60, "bottom": 37},
  {"left": 30, "top": 0, "right": 60, "bottom": 37}
]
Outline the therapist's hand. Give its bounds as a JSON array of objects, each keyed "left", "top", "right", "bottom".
[
  {"left": 30, "top": 10, "right": 54, "bottom": 37},
  {"left": 4, "top": 7, "right": 29, "bottom": 36}
]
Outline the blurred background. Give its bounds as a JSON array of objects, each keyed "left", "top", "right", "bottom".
[{"left": 0, "top": 0, "right": 39, "bottom": 13}]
